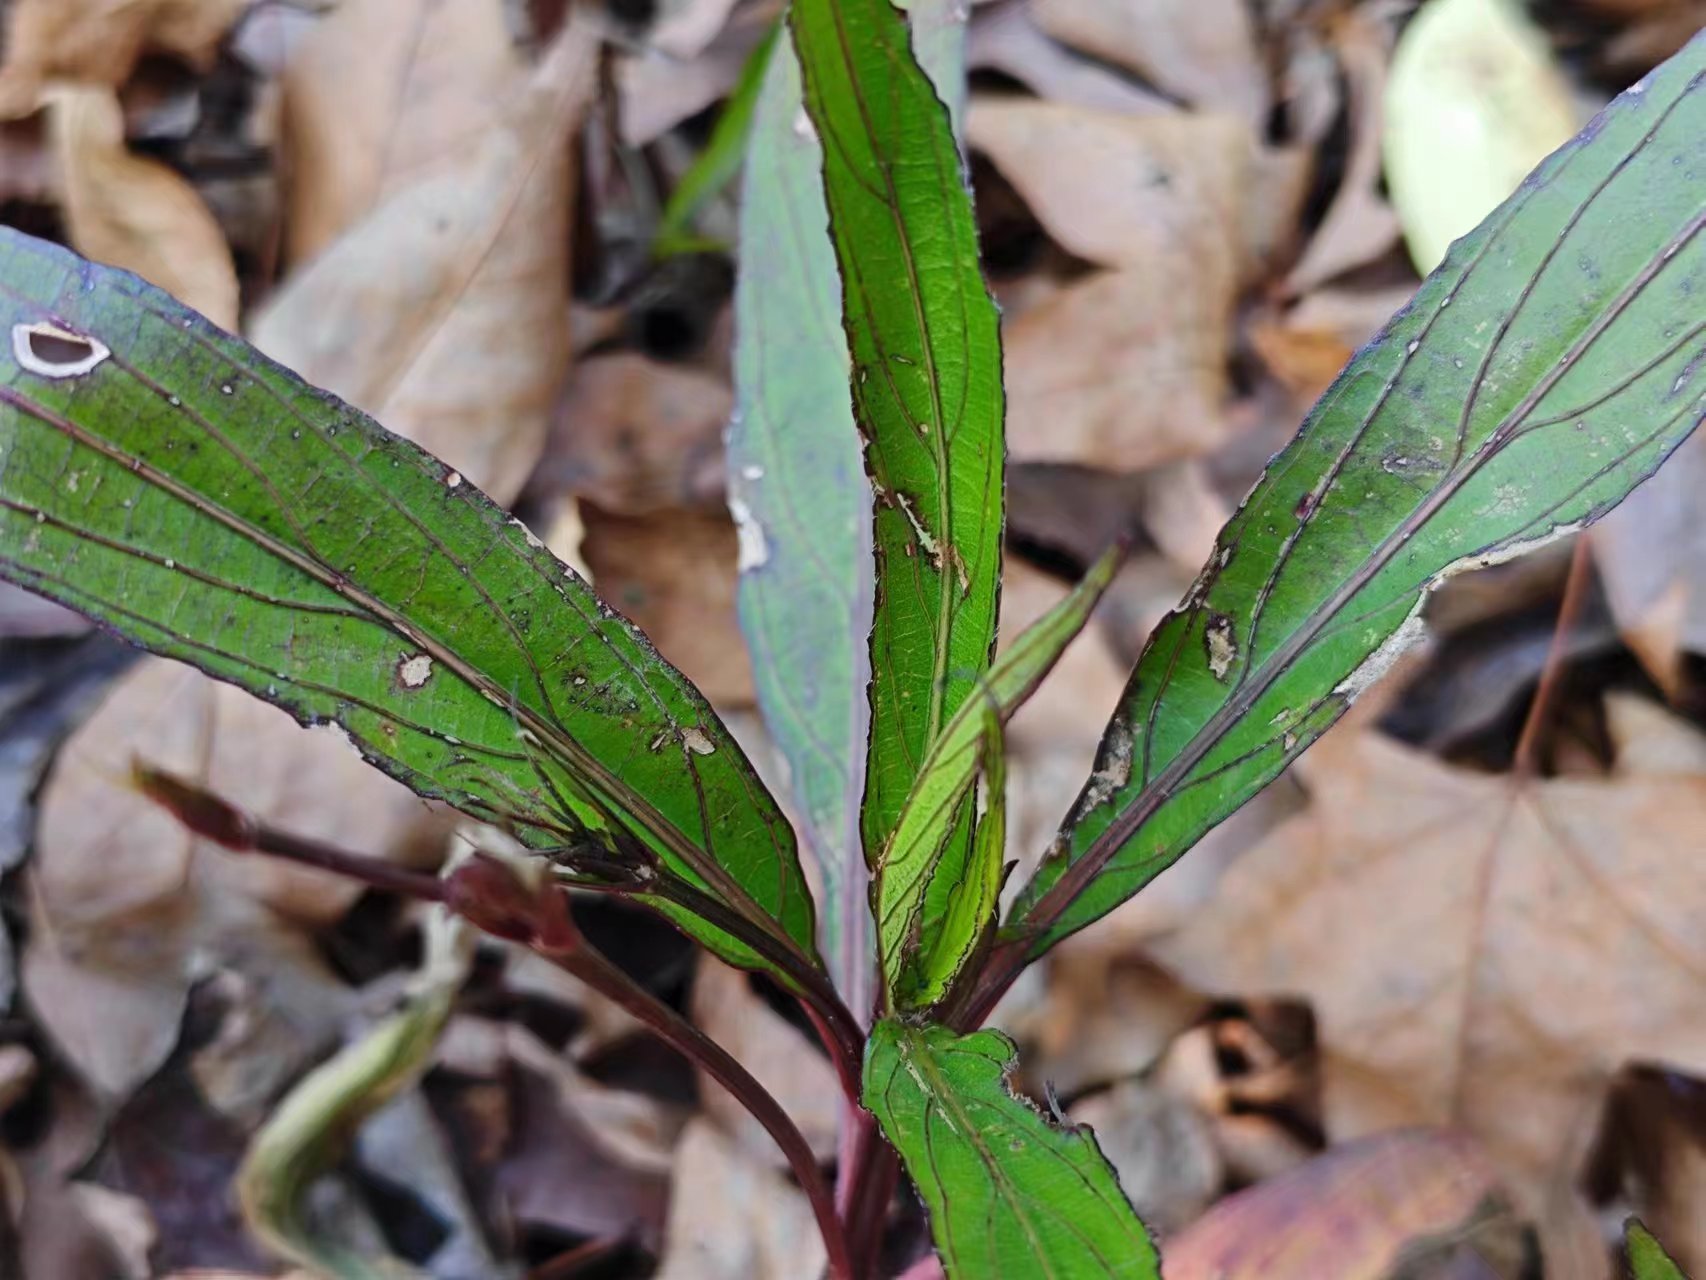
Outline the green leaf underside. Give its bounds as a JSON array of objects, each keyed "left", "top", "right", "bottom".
[
  {"left": 1010, "top": 39, "right": 1706, "bottom": 956},
  {"left": 1625, "top": 1220, "right": 1688, "bottom": 1280},
  {"left": 788, "top": 0, "right": 1006, "bottom": 874},
  {"left": 732, "top": 0, "right": 970, "bottom": 1021},
  {"left": 864, "top": 1021, "right": 1160, "bottom": 1279},
  {"left": 878, "top": 544, "right": 1120, "bottom": 1008},
  {"left": 0, "top": 231, "right": 819, "bottom": 979}
]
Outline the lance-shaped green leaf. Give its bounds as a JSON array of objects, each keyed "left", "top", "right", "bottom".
[
  {"left": 1005, "top": 37, "right": 1706, "bottom": 960},
  {"left": 1624, "top": 1219, "right": 1687, "bottom": 1280},
  {"left": 736, "top": 0, "right": 971, "bottom": 1004},
  {"left": 864, "top": 1020, "right": 1160, "bottom": 1279},
  {"left": 0, "top": 230, "right": 820, "bottom": 982},
  {"left": 877, "top": 544, "right": 1120, "bottom": 1008},
  {"left": 789, "top": 0, "right": 1005, "bottom": 870},
  {"left": 655, "top": 26, "right": 778, "bottom": 258}
]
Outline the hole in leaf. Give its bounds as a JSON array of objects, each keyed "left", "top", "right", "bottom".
[{"left": 11, "top": 322, "right": 110, "bottom": 378}]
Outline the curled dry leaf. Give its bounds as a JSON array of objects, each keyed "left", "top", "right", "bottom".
[
  {"left": 1284, "top": 7, "right": 1402, "bottom": 295},
  {"left": 47, "top": 85, "right": 239, "bottom": 330},
  {"left": 1163, "top": 1129, "right": 1524, "bottom": 1279},
  {"left": 689, "top": 958, "right": 838, "bottom": 1164},
  {"left": 22, "top": 660, "right": 434, "bottom": 1102},
  {"left": 1028, "top": 0, "right": 1268, "bottom": 127},
  {"left": 1152, "top": 714, "right": 1706, "bottom": 1257},
  {"left": 581, "top": 506, "right": 755, "bottom": 708},
  {"left": 0, "top": 0, "right": 246, "bottom": 119},
  {"left": 653, "top": 1120, "right": 827, "bottom": 1280}
]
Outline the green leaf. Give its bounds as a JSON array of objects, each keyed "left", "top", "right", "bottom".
[
  {"left": 864, "top": 1020, "right": 1160, "bottom": 1279},
  {"left": 654, "top": 26, "right": 778, "bottom": 258},
  {"left": 0, "top": 229, "right": 820, "bottom": 982},
  {"left": 1005, "top": 36, "right": 1706, "bottom": 960},
  {"left": 877, "top": 544, "right": 1121, "bottom": 1008},
  {"left": 1625, "top": 1219, "right": 1688, "bottom": 1280},
  {"left": 788, "top": 0, "right": 1006, "bottom": 870},
  {"left": 733, "top": 0, "right": 970, "bottom": 1004},
  {"left": 238, "top": 911, "right": 468, "bottom": 1280}
]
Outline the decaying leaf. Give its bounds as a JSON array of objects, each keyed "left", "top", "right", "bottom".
[
  {"left": 0, "top": 0, "right": 246, "bottom": 118},
  {"left": 1594, "top": 432, "right": 1706, "bottom": 692},
  {"left": 1385, "top": 0, "right": 1581, "bottom": 274},
  {"left": 581, "top": 506, "right": 754, "bottom": 708},
  {"left": 547, "top": 353, "right": 731, "bottom": 515},
  {"left": 653, "top": 1120, "right": 827, "bottom": 1280},
  {"left": 1285, "top": 8, "right": 1401, "bottom": 294},
  {"left": 252, "top": 11, "right": 598, "bottom": 505},
  {"left": 689, "top": 958, "right": 838, "bottom": 1163},
  {"left": 277, "top": 0, "right": 522, "bottom": 267},
  {"left": 47, "top": 85, "right": 239, "bottom": 330},
  {"left": 1004, "top": 266, "right": 1232, "bottom": 472},
  {"left": 1163, "top": 1129, "right": 1524, "bottom": 1279},
  {"left": 1153, "top": 711, "right": 1706, "bottom": 1253},
  {"left": 1027, "top": 0, "right": 1268, "bottom": 127},
  {"left": 22, "top": 661, "right": 435, "bottom": 1102}
]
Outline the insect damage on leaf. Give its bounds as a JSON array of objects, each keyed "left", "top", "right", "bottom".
[{"left": 11, "top": 321, "right": 110, "bottom": 378}]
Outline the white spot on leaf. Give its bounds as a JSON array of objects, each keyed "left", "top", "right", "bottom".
[
  {"left": 730, "top": 495, "right": 770, "bottom": 571},
  {"left": 682, "top": 726, "right": 716, "bottom": 755},
  {"left": 398, "top": 653, "right": 434, "bottom": 688},
  {"left": 11, "top": 322, "right": 109, "bottom": 378}
]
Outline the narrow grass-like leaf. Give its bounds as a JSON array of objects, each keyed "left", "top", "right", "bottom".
[
  {"left": 654, "top": 26, "right": 778, "bottom": 258},
  {"left": 1625, "top": 1219, "right": 1687, "bottom": 1280},
  {"left": 0, "top": 231, "right": 820, "bottom": 981},
  {"left": 1002, "top": 38, "right": 1706, "bottom": 963},
  {"left": 864, "top": 1020, "right": 1160, "bottom": 1279},
  {"left": 238, "top": 911, "right": 468, "bottom": 1280},
  {"left": 876, "top": 544, "right": 1120, "bottom": 1008},
  {"left": 789, "top": 0, "right": 1005, "bottom": 873},
  {"left": 733, "top": 0, "right": 970, "bottom": 1006}
]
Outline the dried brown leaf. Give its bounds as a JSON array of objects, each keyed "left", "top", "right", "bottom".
[
  {"left": 47, "top": 85, "right": 238, "bottom": 329},
  {"left": 653, "top": 1120, "right": 827, "bottom": 1280},
  {"left": 689, "top": 958, "right": 838, "bottom": 1165},
  {"left": 1004, "top": 266, "right": 1232, "bottom": 472},
  {"left": 967, "top": 1, "right": 1172, "bottom": 118},
  {"left": 0, "top": 0, "right": 244, "bottom": 119},
  {"left": 581, "top": 506, "right": 754, "bottom": 708},
  {"left": 1594, "top": 433, "right": 1706, "bottom": 693},
  {"left": 1284, "top": 8, "right": 1401, "bottom": 295},
  {"left": 1164, "top": 1130, "right": 1523, "bottom": 1279},
  {"left": 252, "top": 13, "right": 598, "bottom": 505},
  {"left": 544, "top": 352, "right": 731, "bottom": 515},
  {"left": 1153, "top": 716, "right": 1706, "bottom": 1256},
  {"left": 22, "top": 661, "right": 433, "bottom": 1102},
  {"left": 1028, "top": 0, "right": 1268, "bottom": 126},
  {"left": 278, "top": 0, "right": 520, "bottom": 267}
]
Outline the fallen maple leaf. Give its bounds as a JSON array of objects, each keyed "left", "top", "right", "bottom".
[{"left": 1152, "top": 703, "right": 1706, "bottom": 1264}]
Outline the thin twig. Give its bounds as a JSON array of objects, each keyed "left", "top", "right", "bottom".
[
  {"left": 131, "top": 765, "right": 856, "bottom": 1279},
  {"left": 532, "top": 892, "right": 855, "bottom": 1280},
  {"left": 1512, "top": 534, "right": 1595, "bottom": 776}
]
